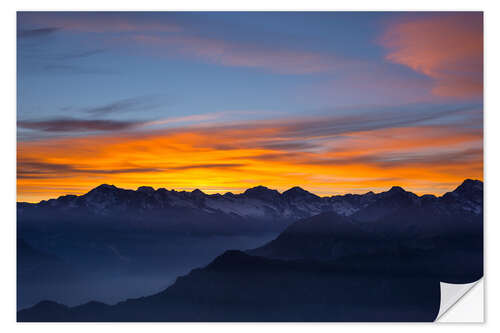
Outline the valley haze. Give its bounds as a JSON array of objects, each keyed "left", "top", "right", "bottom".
[{"left": 17, "top": 179, "right": 483, "bottom": 321}]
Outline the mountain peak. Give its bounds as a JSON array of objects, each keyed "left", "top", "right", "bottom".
[
  {"left": 449, "top": 179, "right": 483, "bottom": 204},
  {"left": 137, "top": 186, "right": 155, "bottom": 194},
  {"left": 31, "top": 300, "right": 68, "bottom": 310},
  {"left": 246, "top": 185, "right": 271, "bottom": 191},
  {"left": 388, "top": 186, "right": 405, "bottom": 193},
  {"left": 243, "top": 185, "right": 282, "bottom": 203},
  {"left": 455, "top": 179, "right": 483, "bottom": 193},
  {"left": 284, "top": 186, "right": 306, "bottom": 194},
  {"left": 244, "top": 185, "right": 280, "bottom": 198},
  {"left": 191, "top": 189, "right": 206, "bottom": 198},
  {"left": 283, "top": 186, "right": 318, "bottom": 200},
  {"left": 87, "top": 184, "right": 118, "bottom": 194},
  {"left": 96, "top": 184, "right": 116, "bottom": 190}
]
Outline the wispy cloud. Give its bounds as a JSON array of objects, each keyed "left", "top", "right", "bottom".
[
  {"left": 18, "top": 118, "right": 142, "bottom": 132},
  {"left": 81, "top": 96, "right": 162, "bottom": 115},
  {"left": 18, "top": 159, "right": 163, "bottom": 179},
  {"left": 175, "top": 104, "right": 480, "bottom": 147},
  {"left": 17, "top": 27, "right": 60, "bottom": 38},
  {"left": 17, "top": 109, "right": 247, "bottom": 137},
  {"left": 143, "top": 112, "right": 227, "bottom": 127},
  {"left": 167, "top": 163, "right": 245, "bottom": 171},
  {"left": 131, "top": 34, "right": 355, "bottom": 75},
  {"left": 15, "top": 12, "right": 484, "bottom": 202},
  {"left": 17, "top": 158, "right": 245, "bottom": 180},
  {"left": 18, "top": 12, "right": 181, "bottom": 33},
  {"left": 18, "top": 103, "right": 483, "bottom": 201},
  {"left": 18, "top": 12, "right": 357, "bottom": 75}
]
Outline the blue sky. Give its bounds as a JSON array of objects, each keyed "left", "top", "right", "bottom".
[
  {"left": 16, "top": 12, "right": 439, "bottom": 128},
  {"left": 16, "top": 12, "right": 483, "bottom": 201}
]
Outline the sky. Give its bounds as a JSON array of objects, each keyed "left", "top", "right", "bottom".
[{"left": 17, "top": 11, "right": 483, "bottom": 202}]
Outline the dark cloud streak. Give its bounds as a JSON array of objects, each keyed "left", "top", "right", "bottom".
[
  {"left": 18, "top": 118, "right": 142, "bottom": 132},
  {"left": 167, "top": 163, "right": 245, "bottom": 170},
  {"left": 295, "top": 148, "right": 483, "bottom": 169},
  {"left": 18, "top": 27, "right": 60, "bottom": 38},
  {"left": 17, "top": 159, "right": 245, "bottom": 179},
  {"left": 82, "top": 96, "right": 162, "bottom": 115},
  {"left": 17, "top": 160, "right": 163, "bottom": 179},
  {"left": 276, "top": 106, "right": 477, "bottom": 140}
]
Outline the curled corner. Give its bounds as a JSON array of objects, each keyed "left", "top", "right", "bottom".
[{"left": 436, "top": 279, "right": 482, "bottom": 321}]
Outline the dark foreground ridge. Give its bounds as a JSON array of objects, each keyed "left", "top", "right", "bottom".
[{"left": 17, "top": 179, "right": 483, "bottom": 322}]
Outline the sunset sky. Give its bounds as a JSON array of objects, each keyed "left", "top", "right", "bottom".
[{"left": 17, "top": 12, "right": 483, "bottom": 202}]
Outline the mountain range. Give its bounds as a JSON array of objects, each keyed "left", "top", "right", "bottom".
[
  {"left": 17, "top": 179, "right": 483, "bottom": 321},
  {"left": 18, "top": 179, "right": 483, "bottom": 234}
]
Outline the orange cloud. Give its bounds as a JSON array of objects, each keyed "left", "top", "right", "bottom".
[
  {"left": 17, "top": 113, "right": 483, "bottom": 203},
  {"left": 380, "top": 13, "right": 483, "bottom": 99}
]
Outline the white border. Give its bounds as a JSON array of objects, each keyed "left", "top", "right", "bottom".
[{"left": 2, "top": 0, "right": 498, "bottom": 331}]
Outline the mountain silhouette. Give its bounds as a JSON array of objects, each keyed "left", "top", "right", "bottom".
[
  {"left": 17, "top": 179, "right": 483, "bottom": 322},
  {"left": 18, "top": 179, "right": 483, "bottom": 235},
  {"left": 18, "top": 250, "right": 443, "bottom": 322}
]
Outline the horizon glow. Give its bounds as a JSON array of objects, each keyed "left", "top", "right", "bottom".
[{"left": 17, "top": 12, "right": 483, "bottom": 202}]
